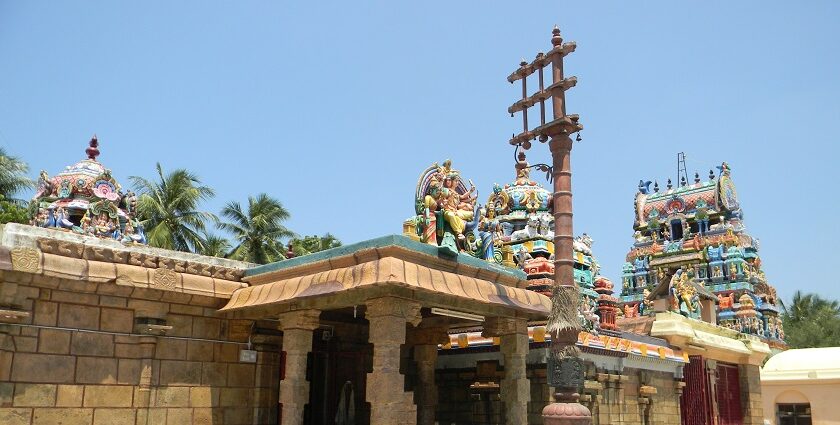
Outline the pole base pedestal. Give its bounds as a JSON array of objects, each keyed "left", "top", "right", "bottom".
[{"left": 542, "top": 391, "right": 591, "bottom": 425}]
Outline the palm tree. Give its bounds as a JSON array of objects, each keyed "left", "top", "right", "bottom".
[
  {"left": 291, "top": 233, "right": 342, "bottom": 256},
  {"left": 782, "top": 291, "right": 840, "bottom": 323},
  {"left": 199, "top": 232, "right": 232, "bottom": 258},
  {"left": 781, "top": 291, "right": 840, "bottom": 348},
  {"left": 0, "top": 147, "right": 34, "bottom": 204},
  {"left": 129, "top": 163, "right": 216, "bottom": 252},
  {"left": 220, "top": 193, "right": 295, "bottom": 264}
]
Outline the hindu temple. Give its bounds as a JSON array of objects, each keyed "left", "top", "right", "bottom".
[{"left": 0, "top": 28, "right": 782, "bottom": 425}]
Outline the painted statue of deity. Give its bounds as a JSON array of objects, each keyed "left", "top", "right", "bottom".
[
  {"left": 578, "top": 299, "right": 600, "bottom": 333},
  {"left": 669, "top": 268, "right": 701, "bottom": 318},
  {"left": 641, "top": 288, "right": 653, "bottom": 316},
  {"left": 487, "top": 183, "right": 510, "bottom": 217},
  {"left": 413, "top": 160, "right": 484, "bottom": 256}
]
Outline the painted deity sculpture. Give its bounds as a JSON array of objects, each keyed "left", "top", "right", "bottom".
[
  {"left": 669, "top": 268, "right": 701, "bottom": 319},
  {"left": 411, "top": 160, "right": 488, "bottom": 257}
]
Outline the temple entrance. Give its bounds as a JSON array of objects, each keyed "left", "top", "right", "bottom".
[
  {"left": 306, "top": 328, "right": 371, "bottom": 425},
  {"left": 681, "top": 356, "right": 713, "bottom": 425},
  {"left": 680, "top": 356, "right": 744, "bottom": 425}
]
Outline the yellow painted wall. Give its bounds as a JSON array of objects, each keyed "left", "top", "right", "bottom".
[{"left": 761, "top": 381, "right": 840, "bottom": 425}]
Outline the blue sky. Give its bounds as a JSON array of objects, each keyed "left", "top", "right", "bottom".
[{"left": 2, "top": 1, "right": 838, "bottom": 302}]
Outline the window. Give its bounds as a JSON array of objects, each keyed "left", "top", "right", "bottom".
[
  {"left": 777, "top": 403, "right": 811, "bottom": 425},
  {"left": 670, "top": 219, "right": 683, "bottom": 240}
]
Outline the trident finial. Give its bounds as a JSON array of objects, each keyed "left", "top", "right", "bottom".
[{"left": 86, "top": 134, "right": 100, "bottom": 160}]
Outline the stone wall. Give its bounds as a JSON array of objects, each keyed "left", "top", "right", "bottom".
[
  {"left": 434, "top": 360, "right": 682, "bottom": 425},
  {"left": 739, "top": 364, "right": 764, "bottom": 425},
  {"left": 0, "top": 270, "right": 280, "bottom": 425},
  {"left": 435, "top": 362, "right": 548, "bottom": 425}
]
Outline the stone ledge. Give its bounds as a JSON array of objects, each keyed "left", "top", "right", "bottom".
[{"left": 1, "top": 223, "right": 250, "bottom": 281}]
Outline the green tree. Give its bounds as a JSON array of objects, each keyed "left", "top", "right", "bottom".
[
  {"left": 781, "top": 291, "right": 840, "bottom": 348},
  {"left": 0, "top": 194, "right": 30, "bottom": 224},
  {"left": 129, "top": 163, "right": 216, "bottom": 253},
  {"left": 199, "top": 232, "right": 232, "bottom": 258},
  {"left": 220, "top": 193, "right": 295, "bottom": 264},
  {"left": 290, "top": 233, "right": 342, "bottom": 256},
  {"left": 0, "top": 147, "right": 34, "bottom": 204}
]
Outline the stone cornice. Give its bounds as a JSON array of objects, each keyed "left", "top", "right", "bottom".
[
  {"left": 0, "top": 223, "right": 248, "bottom": 299},
  {"left": 650, "top": 311, "right": 770, "bottom": 365}
]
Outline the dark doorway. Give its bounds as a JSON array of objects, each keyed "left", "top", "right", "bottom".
[{"left": 306, "top": 329, "right": 370, "bottom": 425}]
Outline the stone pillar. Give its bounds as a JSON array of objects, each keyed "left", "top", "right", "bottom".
[
  {"left": 412, "top": 326, "right": 448, "bottom": 425},
  {"left": 615, "top": 374, "right": 628, "bottom": 423},
  {"left": 595, "top": 372, "right": 611, "bottom": 424},
  {"left": 366, "top": 297, "right": 421, "bottom": 425},
  {"left": 277, "top": 309, "right": 321, "bottom": 425},
  {"left": 483, "top": 316, "right": 530, "bottom": 425},
  {"left": 739, "top": 364, "right": 764, "bottom": 425}
]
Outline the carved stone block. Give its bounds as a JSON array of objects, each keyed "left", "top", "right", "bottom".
[
  {"left": 38, "top": 239, "right": 83, "bottom": 258},
  {"left": 128, "top": 252, "right": 157, "bottom": 268},
  {"left": 277, "top": 309, "right": 321, "bottom": 331},
  {"left": 83, "top": 245, "right": 115, "bottom": 262},
  {"left": 482, "top": 316, "right": 527, "bottom": 337},
  {"left": 10, "top": 248, "right": 41, "bottom": 273},
  {"left": 151, "top": 268, "right": 179, "bottom": 291},
  {"left": 365, "top": 297, "right": 422, "bottom": 326},
  {"left": 158, "top": 258, "right": 185, "bottom": 273}
]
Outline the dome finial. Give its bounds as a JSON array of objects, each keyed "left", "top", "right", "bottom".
[
  {"left": 551, "top": 25, "right": 562, "bottom": 47},
  {"left": 86, "top": 134, "right": 100, "bottom": 160}
]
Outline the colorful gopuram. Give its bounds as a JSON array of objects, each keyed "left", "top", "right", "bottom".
[
  {"left": 617, "top": 162, "right": 785, "bottom": 350},
  {"left": 28, "top": 136, "right": 147, "bottom": 244}
]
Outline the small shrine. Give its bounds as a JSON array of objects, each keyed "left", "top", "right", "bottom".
[
  {"left": 619, "top": 161, "right": 785, "bottom": 349},
  {"left": 29, "top": 136, "right": 146, "bottom": 244}
]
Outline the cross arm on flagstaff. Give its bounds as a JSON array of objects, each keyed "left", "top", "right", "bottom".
[{"left": 507, "top": 26, "right": 583, "bottom": 148}]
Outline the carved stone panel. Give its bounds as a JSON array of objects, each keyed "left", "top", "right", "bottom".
[
  {"left": 151, "top": 267, "right": 178, "bottom": 291},
  {"left": 10, "top": 247, "right": 40, "bottom": 273}
]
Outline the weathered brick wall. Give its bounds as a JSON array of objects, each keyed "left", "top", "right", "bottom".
[{"left": 0, "top": 270, "right": 280, "bottom": 425}]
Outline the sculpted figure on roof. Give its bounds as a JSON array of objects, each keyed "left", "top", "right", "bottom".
[{"left": 409, "top": 159, "right": 495, "bottom": 260}]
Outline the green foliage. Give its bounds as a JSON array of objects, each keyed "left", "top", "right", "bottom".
[
  {"left": 220, "top": 193, "right": 295, "bottom": 264},
  {"left": 290, "top": 233, "right": 342, "bottom": 257},
  {"left": 129, "top": 163, "right": 216, "bottom": 253},
  {"left": 781, "top": 291, "right": 840, "bottom": 348},
  {"left": 199, "top": 232, "right": 232, "bottom": 258},
  {"left": 0, "top": 195, "right": 30, "bottom": 224},
  {"left": 0, "top": 147, "right": 34, "bottom": 203}
]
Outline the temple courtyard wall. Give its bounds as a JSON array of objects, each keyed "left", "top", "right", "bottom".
[
  {"left": 0, "top": 224, "right": 281, "bottom": 425},
  {"left": 0, "top": 269, "right": 281, "bottom": 425}
]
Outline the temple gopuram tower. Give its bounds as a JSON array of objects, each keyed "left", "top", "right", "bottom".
[{"left": 619, "top": 161, "right": 785, "bottom": 349}]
